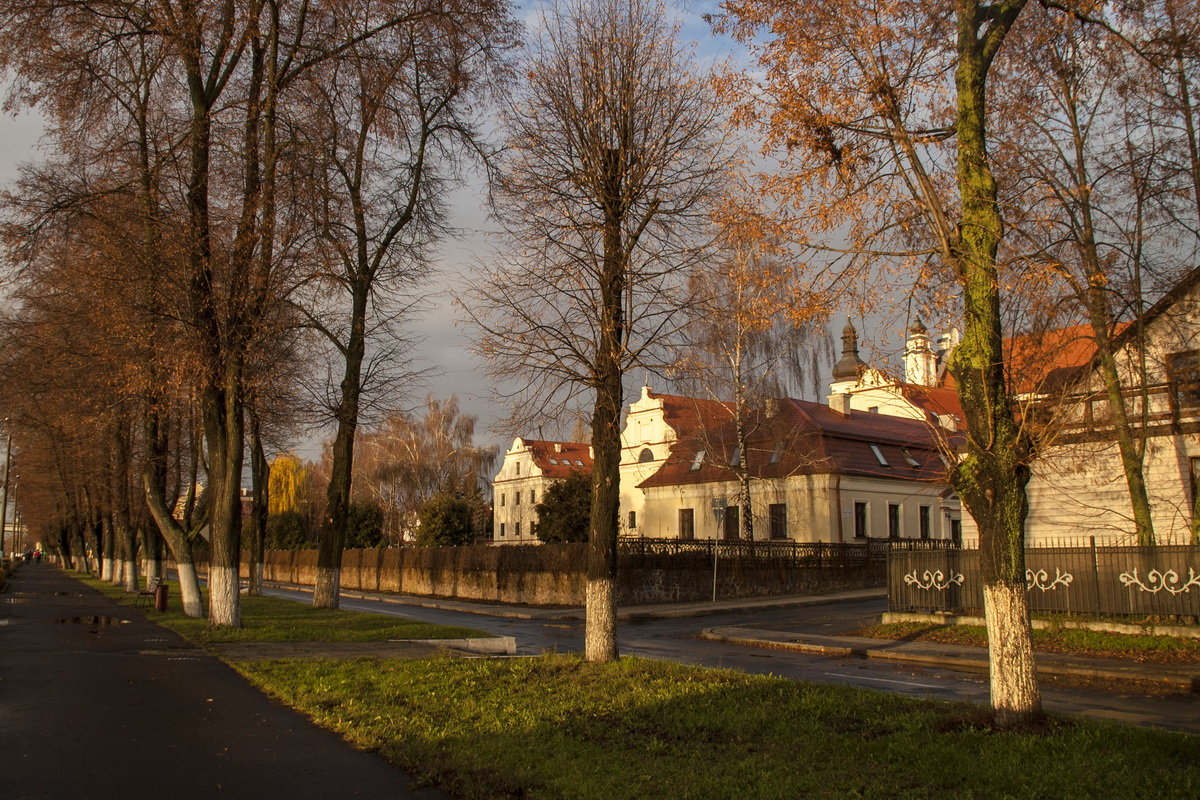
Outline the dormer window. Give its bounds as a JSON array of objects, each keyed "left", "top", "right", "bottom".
[
  {"left": 730, "top": 446, "right": 742, "bottom": 467},
  {"left": 638, "top": 448, "right": 654, "bottom": 463},
  {"left": 770, "top": 441, "right": 783, "bottom": 464},
  {"left": 690, "top": 449, "right": 706, "bottom": 471},
  {"left": 902, "top": 448, "right": 921, "bottom": 468},
  {"left": 870, "top": 444, "right": 889, "bottom": 467},
  {"left": 574, "top": 459, "right": 584, "bottom": 466},
  {"left": 549, "top": 458, "right": 558, "bottom": 465}
]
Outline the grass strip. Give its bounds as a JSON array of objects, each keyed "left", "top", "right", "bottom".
[
  {"left": 235, "top": 654, "right": 1200, "bottom": 800},
  {"left": 856, "top": 622, "right": 1200, "bottom": 664},
  {"left": 71, "top": 571, "right": 485, "bottom": 643}
]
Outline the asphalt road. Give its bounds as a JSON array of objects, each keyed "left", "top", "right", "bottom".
[{"left": 263, "top": 586, "right": 1200, "bottom": 734}]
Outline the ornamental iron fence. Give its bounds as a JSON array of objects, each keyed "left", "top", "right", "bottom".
[
  {"left": 619, "top": 536, "right": 955, "bottom": 568},
  {"left": 889, "top": 541, "right": 1200, "bottom": 618}
]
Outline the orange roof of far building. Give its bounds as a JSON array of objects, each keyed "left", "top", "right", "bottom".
[
  {"left": 935, "top": 322, "right": 1132, "bottom": 397},
  {"left": 520, "top": 439, "right": 592, "bottom": 479}
]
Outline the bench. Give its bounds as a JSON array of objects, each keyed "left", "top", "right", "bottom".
[{"left": 135, "top": 576, "right": 162, "bottom": 607}]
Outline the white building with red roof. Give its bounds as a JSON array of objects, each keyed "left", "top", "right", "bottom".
[{"left": 492, "top": 438, "right": 593, "bottom": 543}]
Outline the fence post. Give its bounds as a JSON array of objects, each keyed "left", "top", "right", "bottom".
[{"left": 1090, "top": 536, "right": 1102, "bottom": 613}]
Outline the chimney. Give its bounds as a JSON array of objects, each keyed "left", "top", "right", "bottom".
[
  {"left": 937, "top": 413, "right": 958, "bottom": 432},
  {"left": 554, "top": 442, "right": 562, "bottom": 453},
  {"left": 828, "top": 392, "right": 852, "bottom": 416},
  {"left": 588, "top": 446, "right": 594, "bottom": 459}
]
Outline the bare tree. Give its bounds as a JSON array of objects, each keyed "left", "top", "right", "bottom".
[
  {"left": 293, "top": 0, "right": 516, "bottom": 608},
  {"left": 465, "top": 0, "right": 731, "bottom": 662}
]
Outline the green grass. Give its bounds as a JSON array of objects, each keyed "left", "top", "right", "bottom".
[
  {"left": 235, "top": 654, "right": 1200, "bottom": 800},
  {"left": 70, "top": 572, "right": 485, "bottom": 643},
  {"left": 856, "top": 622, "right": 1200, "bottom": 663}
]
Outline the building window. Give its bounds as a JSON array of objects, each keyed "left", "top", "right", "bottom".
[
  {"left": 950, "top": 518, "right": 962, "bottom": 546},
  {"left": 769, "top": 503, "right": 787, "bottom": 540},
  {"left": 854, "top": 502, "right": 868, "bottom": 538},
  {"left": 679, "top": 508, "right": 694, "bottom": 540},
  {"left": 1167, "top": 350, "right": 1200, "bottom": 407},
  {"left": 888, "top": 503, "right": 901, "bottom": 539},
  {"left": 628, "top": 510, "right": 637, "bottom": 530},
  {"left": 514, "top": 521, "right": 521, "bottom": 537},
  {"left": 530, "top": 490, "right": 536, "bottom": 504},
  {"left": 515, "top": 462, "right": 521, "bottom": 475},
  {"left": 730, "top": 446, "right": 742, "bottom": 467},
  {"left": 515, "top": 491, "right": 520, "bottom": 505},
  {"left": 903, "top": 448, "right": 921, "bottom": 468},
  {"left": 499, "top": 523, "right": 505, "bottom": 537},
  {"left": 690, "top": 449, "right": 706, "bottom": 471},
  {"left": 919, "top": 505, "right": 931, "bottom": 540},
  {"left": 500, "top": 493, "right": 505, "bottom": 507},
  {"left": 870, "top": 444, "right": 889, "bottom": 466},
  {"left": 723, "top": 505, "right": 740, "bottom": 540},
  {"left": 770, "top": 441, "right": 783, "bottom": 464},
  {"left": 638, "top": 448, "right": 654, "bottom": 463}
]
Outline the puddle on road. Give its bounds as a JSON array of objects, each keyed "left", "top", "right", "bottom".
[{"left": 54, "top": 616, "right": 129, "bottom": 627}]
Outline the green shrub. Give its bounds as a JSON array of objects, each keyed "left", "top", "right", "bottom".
[
  {"left": 345, "top": 501, "right": 385, "bottom": 548},
  {"left": 535, "top": 471, "right": 591, "bottom": 543},
  {"left": 266, "top": 510, "right": 315, "bottom": 549},
  {"left": 415, "top": 493, "right": 476, "bottom": 546}
]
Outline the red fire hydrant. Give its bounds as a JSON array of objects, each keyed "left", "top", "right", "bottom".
[{"left": 154, "top": 582, "right": 169, "bottom": 612}]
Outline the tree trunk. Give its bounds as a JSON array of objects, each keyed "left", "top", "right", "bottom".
[
  {"left": 245, "top": 408, "right": 268, "bottom": 596},
  {"left": 585, "top": 148, "right": 626, "bottom": 664},
  {"left": 314, "top": 285, "right": 368, "bottom": 609},
  {"left": 142, "top": 406, "right": 204, "bottom": 618},
  {"left": 100, "top": 515, "right": 115, "bottom": 583},
  {"left": 203, "top": 369, "right": 245, "bottom": 628},
  {"left": 951, "top": 0, "right": 1041, "bottom": 727}
]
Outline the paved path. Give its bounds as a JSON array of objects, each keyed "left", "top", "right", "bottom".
[{"left": 0, "top": 564, "right": 449, "bottom": 800}]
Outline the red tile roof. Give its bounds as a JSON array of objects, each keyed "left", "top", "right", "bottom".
[
  {"left": 938, "top": 322, "right": 1132, "bottom": 396},
  {"left": 638, "top": 397, "right": 952, "bottom": 489},
  {"left": 521, "top": 439, "right": 593, "bottom": 479}
]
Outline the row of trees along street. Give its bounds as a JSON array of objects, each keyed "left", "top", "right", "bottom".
[{"left": 2, "top": 0, "right": 1200, "bottom": 728}]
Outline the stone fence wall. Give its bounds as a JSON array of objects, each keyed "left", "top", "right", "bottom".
[{"left": 231, "top": 542, "right": 886, "bottom": 605}]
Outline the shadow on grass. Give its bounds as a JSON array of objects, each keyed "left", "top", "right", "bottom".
[{"left": 236, "top": 655, "right": 1200, "bottom": 800}]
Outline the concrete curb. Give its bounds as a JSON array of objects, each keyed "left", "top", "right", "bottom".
[
  {"left": 883, "top": 611, "right": 1200, "bottom": 640},
  {"left": 390, "top": 636, "right": 518, "bottom": 655},
  {"left": 699, "top": 626, "right": 1200, "bottom": 694}
]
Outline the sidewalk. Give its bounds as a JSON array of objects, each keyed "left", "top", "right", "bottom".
[
  {"left": 0, "top": 564, "right": 450, "bottom": 800},
  {"left": 699, "top": 625, "right": 1200, "bottom": 694}
]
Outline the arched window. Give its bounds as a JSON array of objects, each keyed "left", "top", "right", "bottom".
[{"left": 638, "top": 448, "right": 654, "bottom": 463}]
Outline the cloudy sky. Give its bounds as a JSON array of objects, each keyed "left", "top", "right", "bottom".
[{"left": 0, "top": 2, "right": 883, "bottom": 460}]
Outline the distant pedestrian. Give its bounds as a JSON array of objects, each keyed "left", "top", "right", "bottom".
[{"left": 34, "top": 550, "right": 42, "bottom": 563}]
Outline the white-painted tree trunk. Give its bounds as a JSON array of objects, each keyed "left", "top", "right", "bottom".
[
  {"left": 313, "top": 565, "right": 341, "bottom": 610},
  {"left": 176, "top": 561, "right": 204, "bottom": 618},
  {"left": 585, "top": 577, "right": 617, "bottom": 662},
  {"left": 207, "top": 563, "right": 241, "bottom": 627},
  {"left": 983, "top": 581, "right": 1042, "bottom": 727},
  {"left": 100, "top": 556, "right": 113, "bottom": 582},
  {"left": 121, "top": 557, "right": 138, "bottom": 592}
]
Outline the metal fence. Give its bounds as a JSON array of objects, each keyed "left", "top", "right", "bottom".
[
  {"left": 619, "top": 536, "right": 955, "bottom": 568},
  {"left": 889, "top": 542, "right": 1200, "bottom": 618}
]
